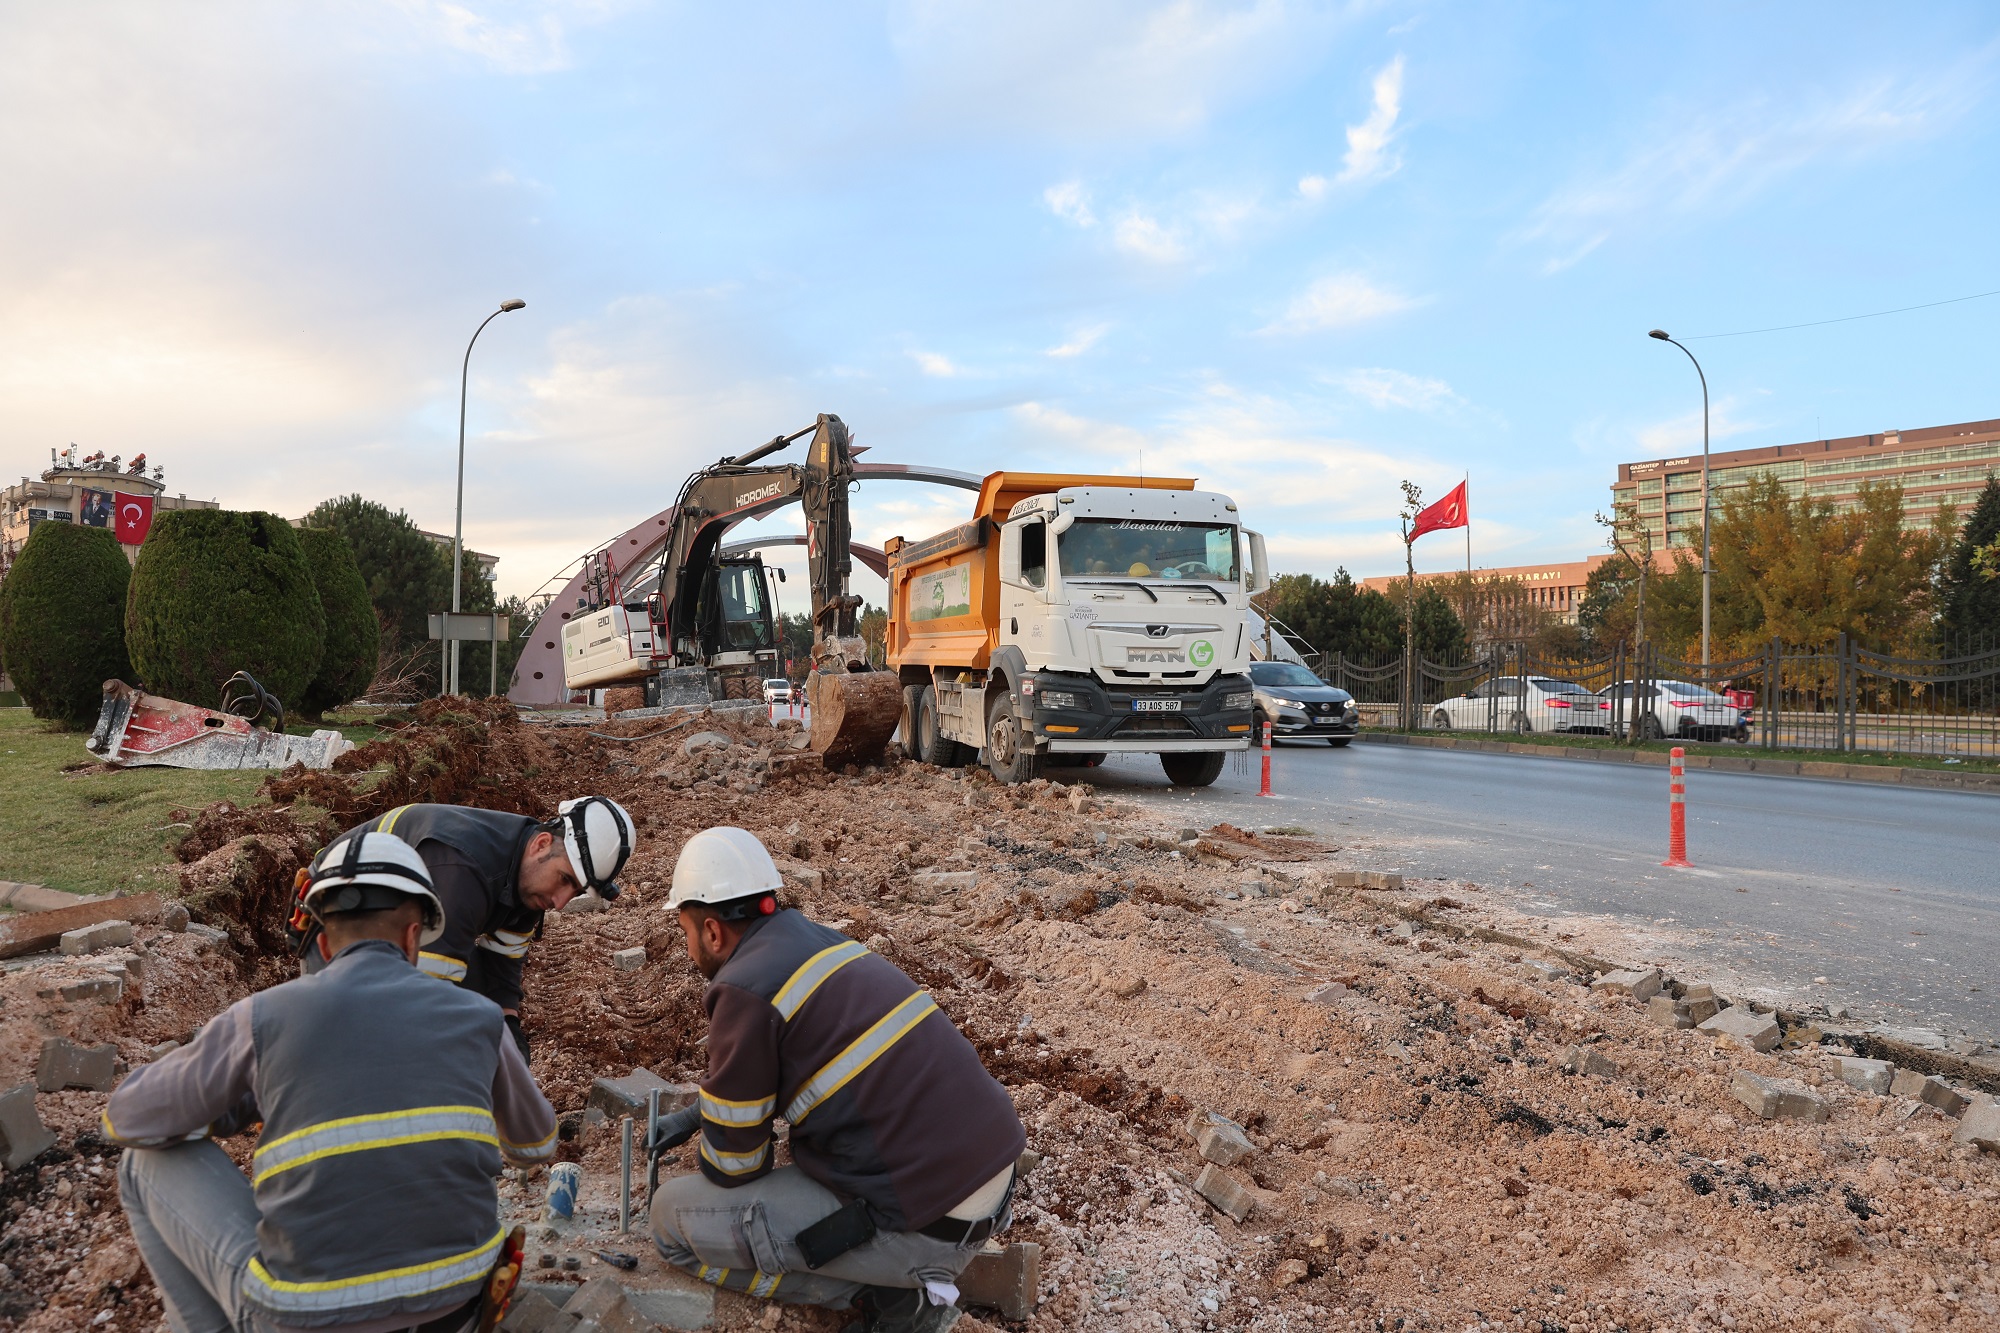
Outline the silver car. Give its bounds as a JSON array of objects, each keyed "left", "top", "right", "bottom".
[
  {"left": 1429, "top": 675, "right": 1608, "bottom": 735},
  {"left": 1598, "top": 680, "right": 1750, "bottom": 742}
]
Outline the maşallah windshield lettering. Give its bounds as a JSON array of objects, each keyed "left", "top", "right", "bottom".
[{"left": 1058, "top": 519, "right": 1238, "bottom": 582}]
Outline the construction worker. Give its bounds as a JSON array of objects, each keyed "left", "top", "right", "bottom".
[
  {"left": 109, "top": 830, "right": 558, "bottom": 1332},
  {"left": 646, "top": 827, "right": 1025, "bottom": 1333},
  {"left": 294, "top": 798, "right": 638, "bottom": 1057}
]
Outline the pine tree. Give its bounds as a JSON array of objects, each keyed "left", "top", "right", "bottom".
[{"left": 1937, "top": 476, "right": 2000, "bottom": 649}]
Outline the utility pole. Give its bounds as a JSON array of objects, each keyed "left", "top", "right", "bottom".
[
  {"left": 448, "top": 298, "right": 526, "bottom": 696},
  {"left": 1649, "top": 329, "right": 1711, "bottom": 671}
]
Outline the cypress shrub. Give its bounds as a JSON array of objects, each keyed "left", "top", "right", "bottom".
[
  {"left": 126, "top": 510, "right": 326, "bottom": 709},
  {"left": 295, "top": 526, "right": 380, "bottom": 717},
  {"left": 0, "top": 523, "right": 133, "bottom": 727}
]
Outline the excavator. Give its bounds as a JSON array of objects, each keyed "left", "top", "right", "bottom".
[{"left": 550, "top": 413, "right": 926, "bottom": 766}]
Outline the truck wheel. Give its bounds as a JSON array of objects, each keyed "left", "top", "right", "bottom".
[
  {"left": 918, "top": 686, "right": 972, "bottom": 766},
  {"left": 1161, "top": 751, "right": 1226, "bottom": 787},
  {"left": 985, "top": 691, "right": 1041, "bottom": 785}
]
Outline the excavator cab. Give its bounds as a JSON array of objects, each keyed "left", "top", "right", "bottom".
[{"left": 690, "top": 555, "right": 781, "bottom": 697}]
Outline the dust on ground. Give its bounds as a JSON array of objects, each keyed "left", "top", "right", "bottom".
[{"left": 2, "top": 700, "right": 1996, "bottom": 1333}]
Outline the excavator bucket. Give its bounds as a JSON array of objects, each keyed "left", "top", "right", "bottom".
[
  {"left": 85, "top": 680, "right": 355, "bottom": 770},
  {"left": 807, "top": 669, "right": 904, "bottom": 768}
]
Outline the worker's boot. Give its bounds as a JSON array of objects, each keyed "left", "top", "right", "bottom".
[{"left": 841, "top": 1285, "right": 961, "bottom": 1333}]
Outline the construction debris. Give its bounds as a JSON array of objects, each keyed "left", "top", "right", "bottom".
[
  {"left": 0, "top": 892, "right": 162, "bottom": 960},
  {"left": 86, "top": 680, "right": 354, "bottom": 770},
  {"left": 1892, "top": 1068, "right": 1972, "bottom": 1116},
  {"left": 958, "top": 1242, "right": 1042, "bottom": 1321},
  {"left": 0, "top": 1082, "right": 57, "bottom": 1168},
  {"left": 1589, "top": 967, "right": 1662, "bottom": 1001},
  {"left": 1698, "top": 1003, "right": 1782, "bottom": 1052},
  {"left": 1956, "top": 1096, "right": 2000, "bottom": 1152},
  {"left": 1192, "top": 1162, "right": 1259, "bottom": 1222},
  {"left": 1730, "top": 1069, "right": 1832, "bottom": 1123},
  {"left": 1833, "top": 1055, "right": 1896, "bottom": 1094},
  {"left": 36, "top": 1038, "right": 118, "bottom": 1092},
  {"left": 59, "top": 919, "right": 134, "bottom": 955},
  {"left": 1188, "top": 1110, "right": 1255, "bottom": 1167}
]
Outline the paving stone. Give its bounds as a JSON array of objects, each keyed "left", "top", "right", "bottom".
[
  {"left": 1698, "top": 1005, "right": 1780, "bottom": 1053},
  {"left": 1520, "top": 961, "right": 1568, "bottom": 983},
  {"left": 958, "top": 1241, "right": 1042, "bottom": 1321},
  {"left": 1590, "top": 968, "right": 1663, "bottom": 1002},
  {"left": 1952, "top": 1095, "right": 2000, "bottom": 1152},
  {"left": 1832, "top": 1056, "right": 1895, "bottom": 1095},
  {"left": 563, "top": 1278, "right": 626, "bottom": 1324},
  {"left": 561, "top": 893, "right": 609, "bottom": 915},
  {"left": 591, "top": 1294, "right": 659, "bottom": 1333},
  {"left": 58, "top": 975, "right": 124, "bottom": 1003},
  {"left": 59, "top": 920, "right": 134, "bottom": 955},
  {"left": 1645, "top": 995, "right": 1694, "bottom": 1029},
  {"left": 1890, "top": 1069, "right": 1970, "bottom": 1116},
  {"left": 1731, "top": 1070, "right": 1831, "bottom": 1123},
  {"left": 501, "top": 1289, "right": 580, "bottom": 1333},
  {"left": 1193, "top": 1163, "right": 1259, "bottom": 1222},
  {"left": 1187, "top": 1111, "right": 1255, "bottom": 1167},
  {"left": 0, "top": 1082, "right": 57, "bottom": 1168},
  {"left": 1560, "top": 1045, "right": 1618, "bottom": 1078},
  {"left": 1361, "top": 871, "right": 1403, "bottom": 890},
  {"left": 36, "top": 1037, "right": 117, "bottom": 1092},
  {"left": 1327, "top": 872, "right": 1363, "bottom": 888},
  {"left": 1681, "top": 996, "right": 1721, "bottom": 1024},
  {"left": 611, "top": 947, "right": 647, "bottom": 972},
  {"left": 587, "top": 1069, "right": 697, "bottom": 1119},
  {"left": 1681, "top": 984, "right": 1717, "bottom": 1002}
]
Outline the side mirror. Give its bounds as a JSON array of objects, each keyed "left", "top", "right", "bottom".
[
  {"left": 1246, "top": 530, "right": 1271, "bottom": 595},
  {"left": 776, "top": 568, "right": 787, "bottom": 583},
  {"left": 997, "top": 523, "right": 1024, "bottom": 586}
]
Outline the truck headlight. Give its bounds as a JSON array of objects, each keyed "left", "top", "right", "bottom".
[
  {"left": 1223, "top": 691, "right": 1253, "bottom": 710},
  {"left": 1040, "top": 691, "right": 1083, "bottom": 710}
]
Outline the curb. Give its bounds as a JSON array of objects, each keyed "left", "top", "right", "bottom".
[{"left": 1353, "top": 731, "right": 2000, "bottom": 796}]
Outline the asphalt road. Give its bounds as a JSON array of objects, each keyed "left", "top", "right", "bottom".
[{"left": 1086, "top": 740, "right": 2000, "bottom": 1039}]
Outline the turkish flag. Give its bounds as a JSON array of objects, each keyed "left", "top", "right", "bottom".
[
  {"left": 114, "top": 492, "right": 155, "bottom": 544},
  {"left": 1407, "top": 481, "right": 1468, "bottom": 544}
]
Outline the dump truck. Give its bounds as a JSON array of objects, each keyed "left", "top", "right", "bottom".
[{"left": 886, "top": 471, "right": 1269, "bottom": 786}]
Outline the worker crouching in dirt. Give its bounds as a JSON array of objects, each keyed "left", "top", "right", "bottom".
[
  {"left": 293, "top": 797, "right": 637, "bottom": 1059},
  {"left": 108, "top": 830, "right": 559, "bottom": 1333},
  {"left": 647, "top": 827, "right": 1025, "bottom": 1333}
]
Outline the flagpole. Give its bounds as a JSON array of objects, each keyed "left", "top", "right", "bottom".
[{"left": 1464, "top": 472, "right": 1471, "bottom": 579}]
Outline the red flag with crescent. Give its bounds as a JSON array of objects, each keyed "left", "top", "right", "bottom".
[
  {"left": 114, "top": 492, "right": 155, "bottom": 544},
  {"left": 1407, "top": 481, "right": 1468, "bottom": 544}
]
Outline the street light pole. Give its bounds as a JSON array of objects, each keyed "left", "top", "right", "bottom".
[
  {"left": 448, "top": 299, "right": 526, "bottom": 697},
  {"left": 1648, "top": 329, "right": 1711, "bottom": 671}
]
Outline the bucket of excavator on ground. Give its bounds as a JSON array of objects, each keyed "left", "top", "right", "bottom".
[
  {"left": 807, "top": 669, "right": 904, "bottom": 768},
  {"left": 85, "top": 680, "right": 355, "bottom": 771}
]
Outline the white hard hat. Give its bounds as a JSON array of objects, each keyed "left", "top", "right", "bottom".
[
  {"left": 556, "top": 796, "right": 637, "bottom": 900},
  {"left": 666, "top": 827, "right": 783, "bottom": 918},
  {"left": 303, "top": 831, "right": 446, "bottom": 945}
]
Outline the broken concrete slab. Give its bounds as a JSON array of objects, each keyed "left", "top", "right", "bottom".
[
  {"left": 59, "top": 919, "right": 134, "bottom": 955},
  {"left": 958, "top": 1241, "right": 1042, "bottom": 1321},
  {"left": 682, "top": 731, "right": 733, "bottom": 756},
  {"left": 1698, "top": 1005, "right": 1780, "bottom": 1053},
  {"left": 611, "top": 947, "right": 647, "bottom": 972},
  {"left": 501, "top": 1289, "right": 580, "bottom": 1333},
  {"left": 1681, "top": 996, "right": 1721, "bottom": 1024},
  {"left": 1188, "top": 1111, "right": 1255, "bottom": 1168},
  {"left": 1193, "top": 1162, "right": 1259, "bottom": 1222},
  {"left": 1953, "top": 1096, "right": 2000, "bottom": 1152},
  {"left": 58, "top": 975, "right": 123, "bottom": 1003},
  {"left": 1645, "top": 995, "right": 1694, "bottom": 1029},
  {"left": 618, "top": 1272, "right": 715, "bottom": 1331},
  {"left": 1590, "top": 968, "right": 1663, "bottom": 1002},
  {"left": 1731, "top": 1070, "right": 1831, "bottom": 1123},
  {"left": 36, "top": 1038, "right": 117, "bottom": 1092},
  {"left": 0, "top": 1083, "right": 58, "bottom": 1168},
  {"left": 0, "top": 893, "right": 162, "bottom": 961},
  {"left": 1520, "top": 960, "right": 1568, "bottom": 984},
  {"left": 1833, "top": 1056, "right": 1895, "bottom": 1095},
  {"left": 587, "top": 1069, "right": 697, "bottom": 1119},
  {"left": 1560, "top": 1045, "right": 1618, "bottom": 1078},
  {"left": 1890, "top": 1069, "right": 1970, "bottom": 1117}
]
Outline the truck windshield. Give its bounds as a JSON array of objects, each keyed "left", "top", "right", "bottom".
[{"left": 1058, "top": 520, "right": 1238, "bottom": 583}]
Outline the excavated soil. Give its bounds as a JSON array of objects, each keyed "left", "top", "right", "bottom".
[{"left": 2, "top": 700, "right": 1997, "bottom": 1333}]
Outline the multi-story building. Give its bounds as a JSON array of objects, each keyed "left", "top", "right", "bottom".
[
  {"left": 1609, "top": 415, "right": 2000, "bottom": 549},
  {"left": 2, "top": 446, "right": 216, "bottom": 578},
  {"left": 1360, "top": 557, "right": 1618, "bottom": 625}
]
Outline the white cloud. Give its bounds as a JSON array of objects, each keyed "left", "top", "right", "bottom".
[
  {"left": 1043, "top": 180, "right": 1096, "bottom": 227},
  {"left": 1631, "top": 399, "right": 1761, "bottom": 460},
  {"left": 1330, "top": 367, "right": 1461, "bottom": 412},
  {"left": 1297, "top": 54, "right": 1406, "bottom": 197},
  {"left": 393, "top": 0, "right": 635, "bottom": 75},
  {"left": 1113, "top": 212, "right": 1188, "bottom": 263},
  {"left": 1261, "top": 274, "right": 1421, "bottom": 335},
  {"left": 910, "top": 350, "right": 962, "bottom": 378},
  {"left": 1045, "top": 324, "right": 1110, "bottom": 358}
]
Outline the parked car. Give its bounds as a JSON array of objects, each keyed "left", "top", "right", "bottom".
[
  {"left": 1249, "top": 660, "right": 1360, "bottom": 745},
  {"left": 762, "top": 678, "right": 794, "bottom": 705},
  {"left": 1597, "top": 680, "right": 1750, "bottom": 742},
  {"left": 1428, "top": 675, "right": 1608, "bottom": 735}
]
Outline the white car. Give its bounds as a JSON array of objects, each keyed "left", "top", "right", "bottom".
[
  {"left": 1428, "top": 675, "right": 1609, "bottom": 735},
  {"left": 1598, "top": 680, "right": 1750, "bottom": 742},
  {"left": 762, "top": 678, "right": 794, "bottom": 705}
]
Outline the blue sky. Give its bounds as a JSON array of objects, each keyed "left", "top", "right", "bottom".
[{"left": 4, "top": 2, "right": 1997, "bottom": 603}]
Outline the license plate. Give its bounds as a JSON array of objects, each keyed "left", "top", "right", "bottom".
[
  {"left": 1313, "top": 716, "right": 1339, "bottom": 725},
  {"left": 1132, "top": 699, "right": 1182, "bottom": 713}
]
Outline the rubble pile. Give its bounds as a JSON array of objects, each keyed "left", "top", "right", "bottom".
[{"left": 2, "top": 702, "right": 1997, "bottom": 1331}]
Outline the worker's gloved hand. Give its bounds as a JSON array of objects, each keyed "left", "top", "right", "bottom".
[
  {"left": 504, "top": 1013, "right": 530, "bottom": 1062},
  {"left": 648, "top": 1104, "right": 702, "bottom": 1154}
]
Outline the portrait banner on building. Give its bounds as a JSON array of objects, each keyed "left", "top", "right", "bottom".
[
  {"left": 114, "top": 492, "right": 155, "bottom": 544},
  {"left": 80, "top": 488, "right": 114, "bottom": 527}
]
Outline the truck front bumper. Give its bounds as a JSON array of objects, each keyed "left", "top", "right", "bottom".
[{"left": 1027, "top": 671, "right": 1254, "bottom": 751}]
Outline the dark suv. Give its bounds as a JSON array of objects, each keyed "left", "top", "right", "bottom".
[{"left": 1250, "top": 660, "right": 1359, "bottom": 745}]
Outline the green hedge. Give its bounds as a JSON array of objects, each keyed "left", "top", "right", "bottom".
[
  {"left": 296, "top": 526, "right": 380, "bottom": 717},
  {"left": 0, "top": 523, "right": 134, "bottom": 727},
  {"left": 126, "top": 510, "right": 326, "bottom": 709}
]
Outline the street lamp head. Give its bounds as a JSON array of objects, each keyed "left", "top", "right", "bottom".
[
  {"left": 499, "top": 299, "right": 526, "bottom": 312},
  {"left": 1647, "top": 329, "right": 1670, "bottom": 341}
]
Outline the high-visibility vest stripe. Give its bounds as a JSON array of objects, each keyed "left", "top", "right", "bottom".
[
  {"left": 252, "top": 1106, "right": 497, "bottom": 1185},
  {"left": 700, "top": 1090, "right": 776, "bottom": 1127},
  {"left": 418, "top": 952, "right": 467, "bottom": 983},
  {"left": 771, "top": 941, "right": 868, "bottom": 1021},
  {"left": 500, "top": 1125, "right": 559, "bottom": 1162},
  {"left": 244, "top": 1227, "right": 503, "bottom": 1314},
  {"left": 476, "top": 932, "right": 532, "bottom": 960},
  {"left": 698, "top": 1137, "right": 770, "bottom": 1177},
  {"left": 785, "top": 992, "right": 938, "bottom": 1126},
  {"left": 376, "top": 806, "right": 414, "bottom": 837}
]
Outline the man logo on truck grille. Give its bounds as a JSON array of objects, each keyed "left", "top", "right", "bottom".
[{"left": 1190, "top": 639, "right": 1215, "bottom": 667}]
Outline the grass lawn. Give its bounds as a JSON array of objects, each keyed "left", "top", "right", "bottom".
[
  {"left": 1392, "top": 725, "right": 2000, "bottom": 775},
  {"left": 0, "top": 705, "right": 379, "bottom": 900}
]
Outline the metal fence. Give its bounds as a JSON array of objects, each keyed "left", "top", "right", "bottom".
[{"left": 1304, "top": 634, "right": 2000, "bottom": 760}]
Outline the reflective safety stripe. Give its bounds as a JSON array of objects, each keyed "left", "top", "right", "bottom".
[
  {"left": 418, "top": 952, "right": 467, "bottom": 983},
  {"left": 244, "top": 1226, "right": 503, "bottom": 1316},
  {"left": 698, "top": 1136, "right": 770, "bottom": 1177},
  {"left": 700, "top": 1090, "right": 775, "bottom": 1127},
  {"left": 476, "top": 930, "right": 532, "bottom": 960},
  {"left": 784, "top": 992, "right": 938, "bottom": 1126},
  {"left": 749, "top": 1272, "right": 783, "bottom": 1298},
  {"left": 376, "top": 805, "right": 415, "bottom": 837},
  {"left": 771, "top": 941, "right": 867, "bottom": 1021},
  {"left": 501, "top": 1125, "right": 559, "bottom": 1162},
  {"left": 251, "top": 1106, "right": 497, "bottom": 1186},
  {"left": 696, "top": 1265, "right": 731, "bottom": 1288}
]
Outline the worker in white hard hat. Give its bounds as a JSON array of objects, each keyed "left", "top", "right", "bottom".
[
  {"left": 290, "top": 797, "right": 638, "bottom": 1058},
  {"left": 645, "top": 827, "right": 1025, "bottom": 1333},
  {"left": 111, "top": 830, "right": 558, "bottom": 1332}
]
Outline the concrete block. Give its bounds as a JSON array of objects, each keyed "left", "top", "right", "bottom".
[
  {"left": 1645, "top": 995, "right": 1694, "bottom": 1029},
  {"left": 1328, "top": 871, "right": 1363, "bottom": 888},
  {"left": 1952, "top": 1096, "right": 2000, "bottom": 1152},
  {"left": 1731, "top": 1070, "right": 1831, "bottom": 1123},
  {"left": 611, "top": 947, "right": 647, "bottom": 972},
  {"left": 1833, "top": 1056, "right": 1895, "bottom": 1095},
  {"left": 1590, "top": 968, "right": 1662, "bottom": 1002},
  {"left": 561, "top": 893, "right": 609, "bottom": 915},
  {"left": 59, "top": 919, "right": 134, "bottom": 955},
  {"left": 0, "top": 1083, "right": 58, "bottom": 1169},
  {"left": 1193, "top": 1163, "right": 1259, "bottom": 1222},
  {"left": 1188, "top": 1111, "right": 1255, "bottom": 1168},
  {"left": 500, "top": 1289, "right": 580, "bottom": 1333},
  {"left": 1890, "top": 1069, "right": 1970, "bottom": 1117},
  {"left": 36, "top": 1037, "right": 117, "bottom": 1092},
  {"left": 591, "top": 1294, "right": 657, "bottom": 1333},
  {"left": 1559, "top": 1045, "right": 1618, "bottom": 1078},
  {"left": 1698, "top": 1006, "right": 1780, "bottom": 1053},
  {"left": 161, "top": 903, "right": 191, "bottom": 932},
  {"left": 58, "top": 975, "right": 124, "bottom": 1003},
  {"left": 958, "top": 1241, "right": 1042, "bottom": 1321},
  {"left": 1681, "top": 984, "right": 1717, "bottom": 1002},
  {"left": 1520, "top": 961, "right": 1568, "bottom": 984},
  {"left": 1682, "top": 996, "right": 1721, "bottom": 1024},
  {"left": 588, "top": 1069, "right": 697, "bottom": 1120},
  {"left": 1362, "top": 871, "right": 1403, "bottom": 890},
  {"left": 563, "top": 1278, "right": 626, "bottom": 1324}
]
